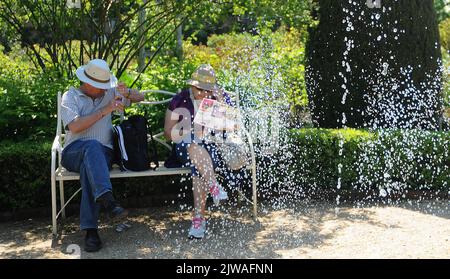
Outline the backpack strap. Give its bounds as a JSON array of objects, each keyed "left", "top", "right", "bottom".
[{"left": 112, "top": 125, "right": 127, "bottom": 172}]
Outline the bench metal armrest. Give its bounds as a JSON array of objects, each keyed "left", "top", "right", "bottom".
[
  {"left": 139, "top": 89, "right": 176, "bottom": 105},
  {"left": 51, "top": 135, "right": 63, "bottom": 174},
  {"left": 51, "top": 135, "right": 62, "bottom": 154}
]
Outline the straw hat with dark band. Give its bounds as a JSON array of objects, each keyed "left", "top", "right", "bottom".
[
  {"left": 75, "top": 59, "right": 118, "bottom": 89},
  {"left": 186, "top": 64, "right": 219, "bottom": 91}
]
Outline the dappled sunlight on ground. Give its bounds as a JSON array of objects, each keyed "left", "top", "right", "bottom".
[{"left": 0, "top": 200, "right": 449, "bottom": 259}]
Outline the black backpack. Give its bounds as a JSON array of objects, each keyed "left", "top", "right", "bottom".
[{"left": 113, "top": 115, "right": 158, "bottom": 171}]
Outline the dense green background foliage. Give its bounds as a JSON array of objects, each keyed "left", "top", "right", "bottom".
[{"left": 0, "top": 49, "right": 76, "bottom": 141}]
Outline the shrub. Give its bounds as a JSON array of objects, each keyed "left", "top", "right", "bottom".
[
  {"left": 0, "top": 50, "right": 74, "bottom": 141},
  {"left": 1, "top": 128, "right": 448, "bottom": 211},
  {"left": 287, "top": 128, "right": 449, "bottom": 198},
  {"left": 442, "top": 49, "right": 450, "bottom": 109},
  {"left": 125, "top": 29, "right": 308, "bottom": 136},
  {"left": 0, "top": 141, "right": 187, "bottom": 211},
  {"left": 0, "top": 141, "right": 52, "bottom": 210},
  {"left": 1, "top": 28, "right": 309, "bottom": 143},
  {"left": 206, "top": 29, "right": 307, "bottom": 113},
  {"left": 440, "top": 17, "right": 450, "bottom": 52}
]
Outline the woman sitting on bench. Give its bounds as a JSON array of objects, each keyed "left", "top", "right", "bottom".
[{"left": 164, "top": 64, "right": 233, "bottom": 239}]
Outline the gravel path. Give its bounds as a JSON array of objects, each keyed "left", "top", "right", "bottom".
[{"left": 1, "top": 200, "right": 449, "bottom": 259}]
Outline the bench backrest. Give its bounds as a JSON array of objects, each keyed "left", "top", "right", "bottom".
[
  {"left": 55, "top": 90, "right": 178, "bottom": 151},
  {"left": 56, "top": 89, "right": 240, "bottom": 152}
]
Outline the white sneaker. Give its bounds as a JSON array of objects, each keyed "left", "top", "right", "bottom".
[
  {"left": 188, "top": 215, "right": 206, "bottom": 239},
  {"left": 210, "top": 183, "right": 228, "bottom": 206}
]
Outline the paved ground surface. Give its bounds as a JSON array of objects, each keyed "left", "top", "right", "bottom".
[{"left": 1, "top": 200, "right": 449, "bottom": 259}]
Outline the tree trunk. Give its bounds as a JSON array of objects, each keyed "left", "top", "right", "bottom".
[
  {"left": 176, "top": 22, "right": 183, "bottom": 61},
  {"left": 137, "top": 0, "right": 147, "bottom": 73},
  {"left": 306, "top": 0, "right": 443, "bottom": 130}
]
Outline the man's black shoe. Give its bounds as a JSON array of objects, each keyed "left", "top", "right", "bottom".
[
  {"left": 97, "top": 192, "right": 129, "bottom": 221},
  {"left": 108, "top": 200, "right": 129, "bottom": 220},
  {"left": 84, "top": 229, "right": 102, "bottom": 252},
  {"left": 96, "top": 191, "right": 114, "bottom": 206}
]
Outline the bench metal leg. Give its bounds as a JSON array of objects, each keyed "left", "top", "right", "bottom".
[
  {"left": 59, "top": 180, "right": 66, "bottom": 219},
  {"left": 51, "top": 174, "right": 57, "bottom": 237},
  {"left": 251, "top": 161, "right": 257, "bottom": 220},
  {"left": 251, "top": 154, "right": 257, "bottom": 220},
  {"left": 244, "top": 128, "right": 258, "bottom": 221}
]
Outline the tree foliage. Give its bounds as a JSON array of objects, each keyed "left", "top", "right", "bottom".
[
  {"left": 0, "top": 0, "right": 200, "bottom": 83},
  {"left": 182, "top": 0, "right": 316, "bottom": 44},
  {"left": 434, "top": 0, "right": 450, "bottom": 22}
]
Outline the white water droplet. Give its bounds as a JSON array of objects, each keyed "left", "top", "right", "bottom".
[{"left": 382, "top": 63, "right": 389, "bottom": 75}]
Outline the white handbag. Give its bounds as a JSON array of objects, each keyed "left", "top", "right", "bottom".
[{"left": 217, "top": 132, "right": 248, "bottom": 170}]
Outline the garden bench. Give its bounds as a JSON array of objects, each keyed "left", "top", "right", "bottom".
[{"left": 51, "top": 90, "right": 257, "bottom": 237}]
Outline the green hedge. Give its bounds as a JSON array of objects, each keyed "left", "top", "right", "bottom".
[
  {"left": 0, "top": 141, "right": 52, "bottom": 210},
  {"left": 1, "top": 128, "right": 448, "bottom": 211},
  {"left": 0, "top": 141, "right": 187, "bottom": 211},
  {"left": 287, "top": 129, "right": 450, "bottom": 197}
]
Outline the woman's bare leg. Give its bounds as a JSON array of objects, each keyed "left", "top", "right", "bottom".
[
  {"left": 188, "top": 143, "right": 218, "bottom": 217},
  {"left": 187, "top": 143, "right": 217, "bottom": 186},
  {"left": 192, "top": 176, "right": 207, "bottom": 216}
]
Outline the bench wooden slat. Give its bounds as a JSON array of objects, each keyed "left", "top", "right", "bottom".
[{"left": 56, "top": 162, "right": 190, "bottom": 181}]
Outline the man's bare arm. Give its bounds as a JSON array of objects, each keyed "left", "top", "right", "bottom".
[{"left": 126, "top": 88, "right": 145, "bottom": 103}]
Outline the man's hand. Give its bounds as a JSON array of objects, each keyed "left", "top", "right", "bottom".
[
  {"left": 103, "top": 96, "right": 124, "bottom": 114},
  {"left": 117, "top": 82, "right": 128, "bottom": 97},
  {"left": 116, "top": 82, "right": 145, "bottom": 103},
  {"left": 67, "top": 95, "right": 123, "bottom": 134}
]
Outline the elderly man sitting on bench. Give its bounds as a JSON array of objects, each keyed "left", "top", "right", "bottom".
[{"left": 60, "top": 59, "right": 144, "bottom": 252}]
